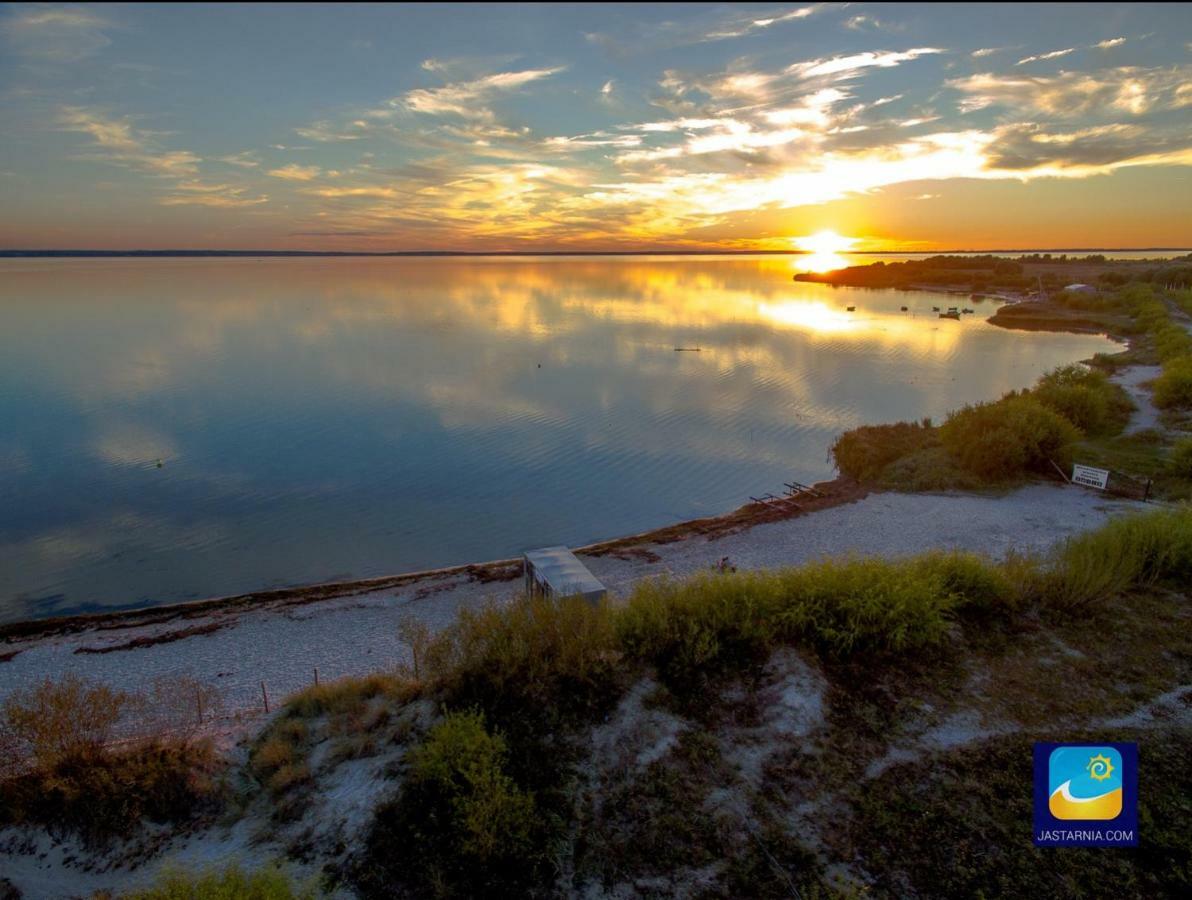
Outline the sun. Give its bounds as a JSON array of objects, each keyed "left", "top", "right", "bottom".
[
  {"left": 795, "top": 229, "right": 857, "bottom": 255},
  {"left": 792, "top": 229, "right": 858, "bottom": 273}
]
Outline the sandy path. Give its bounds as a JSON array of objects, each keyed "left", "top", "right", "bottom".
[
  {"left": 1110, "top": 364, "right": 1163, "bottom": 434},
  {"left": 0, "top": 485, "right": 1146, "bottom": 721}
]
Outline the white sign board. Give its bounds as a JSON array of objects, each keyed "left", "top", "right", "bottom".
[{"left": 1072, "top": 464, "right": 1110, "bottom": 490}]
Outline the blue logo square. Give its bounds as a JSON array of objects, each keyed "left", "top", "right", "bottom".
[{"left": 1033, "top": 742, "right": 1138, "bottom": 846}]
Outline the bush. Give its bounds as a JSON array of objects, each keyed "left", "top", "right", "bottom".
[
  {"left": 122, "top": 861, "right": 322, "bottom": 899},
  {"left": 2, "top": 674, "right": 130, "bottom": 768},
  {"left": 0, "top": 741, "right": 223, "bottom": 846},
  {"left": 1031, "top": 365, "right": 1133, "bottom": 437},
  {"left": 831, "top": 420, "right": 937, "bottom": 482},
  {"left": 1169, "top": 438, "right": 1192, "bottom": 479},
  {"left": 357, "top": 710, "right": 542, "bottom": 897},
  {"left": 423, "top": 593, "right": 620, "bottom": 718},
  {"left": 618, "top": 551, "right": 1019, "bottom": 686},
  {"left": 1153, "top": 356, "right": 1192, "bottom": 409},
  {"left": 940, "top": 395, "right": 1080, "bottom": 479},
  {"left": 1044, "top": 507, "right": 1192, "bottom": 609}
]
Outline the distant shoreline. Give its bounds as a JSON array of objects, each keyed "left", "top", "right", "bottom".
[{"left": 2, "top": 248, "right": 1190, "bottom": 259}]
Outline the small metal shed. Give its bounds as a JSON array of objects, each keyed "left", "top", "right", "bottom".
[{"left": 523, "top": 545, "right": 607, "bottom": 604}]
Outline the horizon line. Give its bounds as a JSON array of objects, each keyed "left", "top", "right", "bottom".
[{"left": 2, "top": 246, "right": 1190, "bottom": 259}]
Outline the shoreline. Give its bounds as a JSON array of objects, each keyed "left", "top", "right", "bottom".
[
  {"left": 0, "top": 476, "right": 868, "bottom": 642},
  {"left": 0, "top": 285, "right": 1137, "bottom": 641}
]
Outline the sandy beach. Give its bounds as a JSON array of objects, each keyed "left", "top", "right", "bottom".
[{"left": 0, "top": 483, "right": 1148, "bottom": 731}]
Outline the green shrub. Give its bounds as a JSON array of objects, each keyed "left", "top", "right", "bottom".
[
  {"left": 618, "top": 571, "right": 783, "bottom": 686},
  {"left": 281, "top": 673, "right": 405, "bottom": 721},
  {"left": 877, "top": 446, "right": 981, "bottom": 491},
  {"left": 1169, "top": 438, "right": 1192, "bottom": 479},
  {"left": 941, "top": 394, "right": 1080, "bottom": 479},
  {"left": 122, "top": 861, "right": 322, "bottom": 899},
  {"left": 357, "top": 710, "right": 542, "bottom": 897},
  {"left": 424, "top": 593, "right": 620, "bottom": 717},
  {"left": 1153, "top": 324, "right": 1192, "bottom": 362},
  {"left": 831, "top": 420, "right": 936, "bottom": 482},
  {"left": 618, "top": 551, "right": 1018, "bottom": 684},
  {"left": 1044, "top": 507, "right": 1192, "bottom": 609},
  {"left": 1031, "top": 365, "right": 1134, "bottom": 437},
  {"left": 1153, "top": 356, "right": 1192, "bottom": 409},
  {"left": 774, "top": 557, "right": 966, "bottom": 656}
]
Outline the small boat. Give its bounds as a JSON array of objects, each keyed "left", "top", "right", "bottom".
[
  {"left": 961, "top": 308, "right": 974, "bottom": 314},
  {"left": 931, "top": 306, "right": 940, "bottom": 312},
  {"left": 900, "top": 305, "right": 908, "bottom": 311},
  {"left": 947, "top": 306, "right": 959, "bottom": 314},
  {"left": 939, "top": 310, "right": 961, "bottom": 320},
  {"left": 846, "top": 305, "right": 856, "bottom": 312}
]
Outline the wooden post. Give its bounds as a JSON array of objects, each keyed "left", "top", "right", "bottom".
[
  {"left": 1144, "top": 479, "right": 1152, "bottom": 502},
  {"left": 196, "top": 690, "right": 204, "bottom": 726},
  {"left": 261, "top": 681, "right": 270, "bottom": 713},
  {"left": 314, "top": 667, "right": 319, "bottom": 686}
]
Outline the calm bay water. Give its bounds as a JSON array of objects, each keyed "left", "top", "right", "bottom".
[{"left": 0, "top": 255, "right": 1118, "bottom": 622}]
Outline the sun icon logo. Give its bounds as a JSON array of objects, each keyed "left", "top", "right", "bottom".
[{"left": 1087, "top": 753, "right": 1115, "bottom": 781}]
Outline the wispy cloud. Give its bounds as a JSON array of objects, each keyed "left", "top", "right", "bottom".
[
  {"left": 1095, "top": 37, "right": 1126, "bottom": 50},
  {"left": 950, "top": 66, "right": 1191, "bottom": 116},
  {"left": 217, "top": 152, "right": 260, "bottom": 168},
  {"left": 789, "top": 48, "right": 944, "bottom": 79},
  {"left": 58, "top": 106, "right": 200, "bottom": 176},
  {"left": 295, "top": 120, "right": 371, "bottom": 142},
  {"left": 1016, "top": 48, "right": 1075, "bottom": 66},
  {"left": 268, "top": 163, "right": 322, "bottom": 181},
  {"left": 159, "top": 181, "right": 268, "bottom": 207},
  {"left": 400, "top": 67, "right": 565, "bottom": 121},
  {"left": 2, "top": 4, "right": 114, "bottom": 62}
]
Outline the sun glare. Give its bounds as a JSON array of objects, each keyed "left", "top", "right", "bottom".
[
  {"left": 795, "top": 230, "right": 857, "bottom": 254},
  {"left": 793, "top": 229, "right": 857, "bottom": 273}
]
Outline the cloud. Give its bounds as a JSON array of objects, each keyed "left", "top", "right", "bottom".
[
  {"left": 1016, "top": 48, "right": 1075, "bottom": 66},
  {"left": 972, "top": 46, "right": 1013, "bottom": 58},
  {"left": 984, "top": 122, "right": 1192, "bottom": 171},
  {"left": 703, "top": 5, "right": 819, "bottom": 41},
  {"left": 268, "top": 163, "right": 322, "bottom": 181},
  {"left": 949, "top": 67, "right": 1191, "bottom": 116},
  {"left": 2, "top": 4, "right": 114, "bottom": 62},
  {"left": 217, "top": 152, "right": 260, "bottom": 168},
  {"left": 59, "top": 106, "right": 201, "bottom": 176},
  {"left": 585, "top": 5, "right": 821, "bottom": 56},
  {"left": 401, "top": 67, "right": 565, "bottom": 120},
  {"left": 295, "top": 120, "right": 371, "bottom": 142},
  {"left": 1095, "top": 37, "right": 1126, "bottom": 50},
  {"left": 788, "top": 48, "right": 944, "bottom": 79},
  {"left": 159, "top": 180, "right": 268, "bottom": 207}
]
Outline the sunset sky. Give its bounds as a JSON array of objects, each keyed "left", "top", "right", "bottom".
[{"left": 2, "top": 2, "right": 1190, "bottom": 251}]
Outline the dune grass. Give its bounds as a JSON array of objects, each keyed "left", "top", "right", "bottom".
[{"left": 120, "top": 862, "right": 322, "bottom": 899}]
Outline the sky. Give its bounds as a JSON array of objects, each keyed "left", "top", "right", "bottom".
[{"left": 1, "top": 2, "right": 1190, "bottom": 251}]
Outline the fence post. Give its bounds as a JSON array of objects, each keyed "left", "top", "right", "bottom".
[
  {"left": 197, "top": 689, "right": 204, "bottom": 726},
  {"left": 261, "top": 681, "right": 270, "bottom": 714},
  {"left": 1144, "top": 479, "right": 1152, "bottom": 502},
  {"left": 314, "top": 667, "right": 319, "bottom": 686}
]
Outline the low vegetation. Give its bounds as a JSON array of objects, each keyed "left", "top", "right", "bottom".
[
  {"left": 120, "top": 862, "right": 322, "bottom": 899},
  {"left": 795, "top": 252, "right": 1192, "bottom": 295},
  {"left": 357, "top": 709, "right": 545, "bottom": 897},
  {"left": 0, "top": 674, "right": 226, "bottom": 845},
  {"left": 338, "top": 506, "right": 1192, "bottom": 896},
  {"left": 833, "top": 278, "right": 1192, "bottom": 497},
  {"left": 832, "top": 368, "right": 1122, "bottom": 488}
]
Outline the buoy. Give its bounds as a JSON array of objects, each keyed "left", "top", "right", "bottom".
[{"left": 155, "top": 459, "right": 163, "bottom": 468}]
